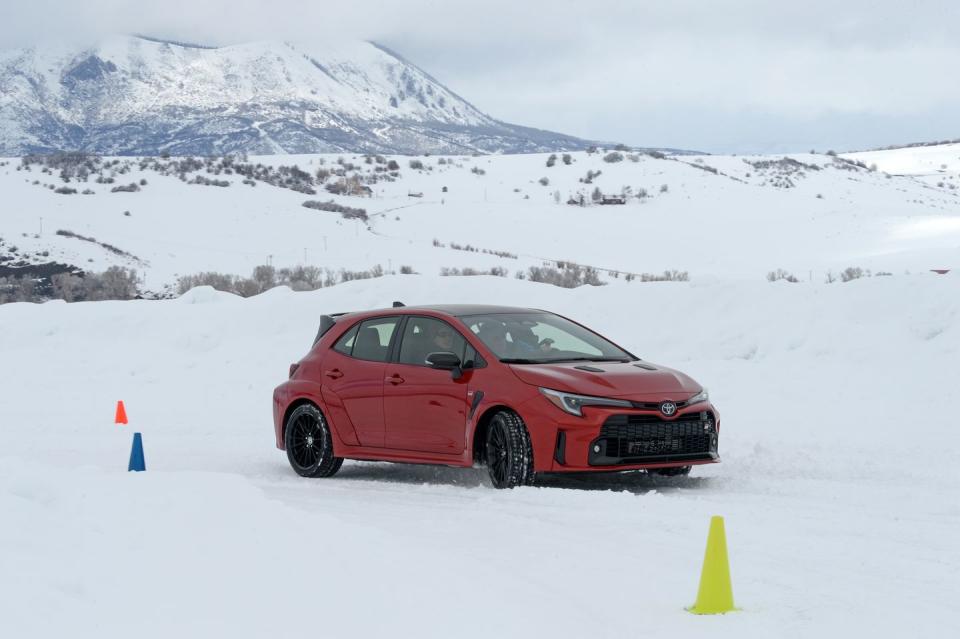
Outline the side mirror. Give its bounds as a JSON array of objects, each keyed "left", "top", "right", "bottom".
[{"left": 426, "top": 351, "right": 463, "bottom": 379}]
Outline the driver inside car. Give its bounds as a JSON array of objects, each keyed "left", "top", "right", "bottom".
[{"left": 430, "top": 324, "right": 455, "bottom": 353}]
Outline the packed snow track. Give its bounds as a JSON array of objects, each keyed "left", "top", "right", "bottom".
[{"left": 1, "top": 275, "right": 958, "bottom": 638}]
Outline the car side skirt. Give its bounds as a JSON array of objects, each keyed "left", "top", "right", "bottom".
[{"left": 333, "top": 444, "right": 473, "bottom": 468}]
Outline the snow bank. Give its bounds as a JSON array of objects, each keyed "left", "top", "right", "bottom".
[{"left": 1, "top": 275, "right": 958, "bottom": 637}]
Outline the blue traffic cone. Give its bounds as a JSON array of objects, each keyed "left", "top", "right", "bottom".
[{"left": 128, "top": 432, "right": 146, "bottom": 472}]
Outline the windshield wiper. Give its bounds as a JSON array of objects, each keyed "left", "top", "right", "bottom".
[
  {"left": 550, "top": 357, "right": 632, "bottom": 363},
  {"left": 499, "top": 358, "right": 545, "bottom": 364}
]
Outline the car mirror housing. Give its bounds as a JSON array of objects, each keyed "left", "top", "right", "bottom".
[{"left": 426, "top": 351, "right": 463, "bottom": 379}]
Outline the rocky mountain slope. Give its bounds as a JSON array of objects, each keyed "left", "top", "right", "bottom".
[{"left": 0, "top": 35, "right": 603, "bottom": 156}]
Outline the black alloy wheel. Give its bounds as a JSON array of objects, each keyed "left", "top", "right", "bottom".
[
  {"left": 284, "top": 404, "right": 343, "bottom": 478},
  {"left": 485, "top": 410, "right": 535, "bottom": 489}
]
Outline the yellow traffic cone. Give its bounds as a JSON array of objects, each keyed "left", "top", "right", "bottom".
[{"left": 687, "top": 515, "right": 737, "bottom": 614}]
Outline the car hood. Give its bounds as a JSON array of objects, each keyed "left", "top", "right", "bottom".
[{"left": 508, "top": 360, "right": 701, "bottom": 401}]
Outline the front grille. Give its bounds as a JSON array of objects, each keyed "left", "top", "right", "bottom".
[
  {"left": 630, "top": 399, "right": 691, "bottom": 411},
  {"left": 590, "top": 411, "right": 717, "bottom": 465}
]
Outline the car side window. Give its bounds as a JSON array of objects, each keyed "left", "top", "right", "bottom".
[
  {"left": 332, "top": 324, "right": 359, "bottom": 355},
  {"left": 350, "top": 317, "right": 400, "bottom": 362},
  {"left": 398, "top": 317, "right": 468, "bottom": 366},
  {"left": 462, "top": 343, "right": 484, "bottom": 369}
]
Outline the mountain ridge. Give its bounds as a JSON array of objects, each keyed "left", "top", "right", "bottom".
[{"left": 0, "top": 35, "right": 634, "bottom": 156}]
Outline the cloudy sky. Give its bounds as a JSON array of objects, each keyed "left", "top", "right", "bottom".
[{"left": 3, "top": 0, "right": 958, "bottom": 153}]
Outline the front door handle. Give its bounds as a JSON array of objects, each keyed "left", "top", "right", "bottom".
[
  {"left": 387, "top": 374, "right": 405, "bottom": 385},
  {"left": 325, "top": 369, "right": 344, "bottom": 379}
]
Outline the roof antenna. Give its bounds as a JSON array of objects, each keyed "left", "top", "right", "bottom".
[{"left": 392, "top": 301, "right": 405, "bottom": 307}]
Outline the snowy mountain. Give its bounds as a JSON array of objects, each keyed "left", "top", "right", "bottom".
[{"left": 0, "top": 35, "right": 606, "bottom": 156}]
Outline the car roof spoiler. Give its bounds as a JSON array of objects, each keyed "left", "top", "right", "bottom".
[{"left": 313, "top": 314, "right": 343, "bottom": 345}]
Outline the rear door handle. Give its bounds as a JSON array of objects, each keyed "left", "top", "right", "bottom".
[
  {"left": 325, "top": 369, "right": 344, "bottom": 379},
  {"left": 387, "top": 374, "right": 404, "bottom": 385}
]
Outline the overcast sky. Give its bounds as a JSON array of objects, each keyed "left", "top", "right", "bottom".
[{"left": 3, "top": 0, "right": 958, "bottom": 153}]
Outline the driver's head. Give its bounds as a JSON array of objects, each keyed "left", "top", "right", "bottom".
[{"left": 431, "top": 324, "right": 454, "bottom": 350}]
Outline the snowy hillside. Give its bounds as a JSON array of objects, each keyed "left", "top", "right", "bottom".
[
  {"left": 845, "top": 142, "right": 960, "bottom": 176},
  {"left": 2, "top": 145, "right": 958, "bottom": 295},
  {"left": 0, "top": 35, "right": 599, "bottom": 155},
  {"left": 1, "top": 274, "right": 958, "bottom": 637}
]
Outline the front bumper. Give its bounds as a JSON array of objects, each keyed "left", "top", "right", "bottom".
[
  {"left": 520, "top": 397, "right": 721, "bottom": 472},
  {"left": 587, "top": 411, "right": 718, "bottom": 466}
]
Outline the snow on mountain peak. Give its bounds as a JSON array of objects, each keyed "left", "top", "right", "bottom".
[{"left": 0, "top": 35, "right": 594, "bottom": 156}]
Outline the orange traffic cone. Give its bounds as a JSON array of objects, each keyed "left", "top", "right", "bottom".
[{"left": 115, "top": 400, "right": 128, "bottom": 425}]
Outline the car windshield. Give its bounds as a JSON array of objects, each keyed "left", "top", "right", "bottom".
[{"left": 461, "top": 312, "right": 635, "bottom": 363}]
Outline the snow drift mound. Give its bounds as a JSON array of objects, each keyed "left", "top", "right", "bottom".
[{"left": 1, "top": 274, "right": 958, "bottom": 638}]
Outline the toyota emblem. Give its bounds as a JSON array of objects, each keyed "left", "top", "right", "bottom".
[{"left": 660, "top": 401, "right": 677, "bottom": 416}]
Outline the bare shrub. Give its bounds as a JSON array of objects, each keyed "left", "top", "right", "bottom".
[
  {"left": 440, "top": 266, "right": 508, "bottom": 277},
  {"left": 323, "top": 175, "right": 367, "bottom": 196},
  {"left": 0, "top": 276, "right": 37, "bottom": 303},
  {"left": 767, "top": 269, "right": 800, "bottom": 283},
  {"left": 51, "top": 273, "right": 84, "bottom": 301},
  {"left": 177, "top": 263, "right": 387, "bottom": 297},
  {"left": 524, "top": 263, "right": 605, "bottom": 288},
  {"left": 55, "top": 229, "right": 139, "bottom": 260},
  {"left": 840, "top": 267, "right": 868, "bottom": 282},
  {"left": 581, "top": 169, "right": 602, "bottom": 184},
  {"left": 86, "top": 267, "right": 139, "bottom": 300},
  {"left": 302, "top": 199, "right": 368, "bottom": 221},
  {"left": 634, "top": 270, "right": 689, "bottom": 282}
]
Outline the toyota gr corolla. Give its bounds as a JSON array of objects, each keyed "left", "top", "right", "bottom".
[{"left": 272, "top": 304, "right": 720, "bottom": 488}]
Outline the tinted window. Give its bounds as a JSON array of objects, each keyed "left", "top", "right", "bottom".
[
  {"left": 463, "top": 312, "right": 633, "bottom": 363},
  {"left": 398, "top": 317, "right": 468, "bottom": 366},
  {"left": 463, "top": 343, "right": 481, "bottom": 368},
  {"left": 351, "top": 317, "right": 400, "bottom": 362},
  {"left": 332, "top": 324, "right": 358, "bottom": 355}
]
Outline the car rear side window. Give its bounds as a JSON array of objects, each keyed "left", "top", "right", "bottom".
[
  {"left": 332, "top": 324, "right": 359, "bottom": 355},
  {"left": 350, "top": 317, "right": 400, "bottom": 362}
]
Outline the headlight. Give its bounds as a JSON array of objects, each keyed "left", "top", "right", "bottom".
[
  {"left": 539, "top": 388, "right": 633, "bottom": 417},
  {"left": 688, "top": 388, "right": 709, "bottom": 405}
]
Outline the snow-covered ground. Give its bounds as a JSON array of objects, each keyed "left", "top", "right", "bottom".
[
  {"left": 845, "top": 142, "right": 960, "bottom": 176},
  {"left": 2, "top": 273, "right": 958, "bottom": 637},
  {"left": 2, "top": 144, "right": 958, "bottom": 294}
]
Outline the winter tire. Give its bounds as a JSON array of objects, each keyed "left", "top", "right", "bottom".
[
  {"left": 285, "top": 403, "right": 344, "bottom": 478},
  {"left": 485, "top": 410, "right": 535, "bottom": 489}
]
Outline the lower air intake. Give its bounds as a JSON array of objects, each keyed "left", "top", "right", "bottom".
[{"left": 589, "top": 411, "right": 718, "bottom": 466}]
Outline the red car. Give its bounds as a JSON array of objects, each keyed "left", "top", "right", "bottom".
[{"left": 272, "top": 304, "right": 720, "bottom": 488}]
